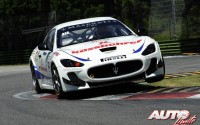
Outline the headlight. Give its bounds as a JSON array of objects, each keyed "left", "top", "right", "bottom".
[
  {"left": 60, "top": 59, "right": 84, "bottom": 67},
  {"left": 142, "top": 44, "right": 156, "bottom": 55}
]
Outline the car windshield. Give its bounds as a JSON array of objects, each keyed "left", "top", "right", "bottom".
[{"left": 57, "top": 20, "right": 134, "bottom": 47}]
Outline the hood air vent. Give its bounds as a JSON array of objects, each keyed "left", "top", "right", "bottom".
[{"left": 100, "top": 47, "right": 116, "bottom": 52}]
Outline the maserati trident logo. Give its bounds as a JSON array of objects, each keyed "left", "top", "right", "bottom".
[{"left": 113, "top": 65, "right": 118, "bottom": 75}]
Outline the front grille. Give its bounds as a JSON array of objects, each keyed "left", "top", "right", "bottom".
[{"left": 88, "top": 60, "right": 143, "bottom": 78}]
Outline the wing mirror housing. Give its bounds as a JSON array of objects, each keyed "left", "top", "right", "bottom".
[
  {"left": 137, "top": 27, "right": 147, "bottom": 36},
  {"left": 38, "top": 43, "right": 48, "bottom": 50}
]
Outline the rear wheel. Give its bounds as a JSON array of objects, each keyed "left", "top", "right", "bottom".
[
  {"left": 30, "top": 63, "right": 43, "bottom": 93},
  {"left": 51, "top": 65, "right": 64, "bottom": 98}
]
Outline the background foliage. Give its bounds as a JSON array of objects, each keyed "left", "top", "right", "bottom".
[{"left": 0, "top": 0, "right": 199, "bottom": 52}]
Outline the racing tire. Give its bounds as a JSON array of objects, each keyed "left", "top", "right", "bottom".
[
  {"left": 30, "top": 63, "right": 43, "bottom": 94},
  {"left": 145, "top": 74, "right": 165, "bottom": 83},
  {"left": 145, "top": 57, "right": 165, "bottom": 83},
  {"left": 51, "top": 64, "right": 65, "bottom": 99}
]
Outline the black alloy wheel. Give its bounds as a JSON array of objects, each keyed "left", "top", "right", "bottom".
[{"left": 51, "top": 64, "right": 64, "bottom": 98}]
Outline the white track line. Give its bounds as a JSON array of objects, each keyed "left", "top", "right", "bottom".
[
  {"left": 164, "top": 55, "right": 200, "bottom": 59},
  {"left": 0, "top": 69, "right": 29, "bottom": 72},
  {"left": 13, "top": 91, "right": 37, "bottom": 100},
  {"left": 13, "top": 91, "right": 200, "bottom": 100},
  {"left": 83, "top": 93, "right": 134, "bottom": 100},
  {"left": 0, "top": 69, "right": 29, "bottom": 75},
  {"left": 188, "top": 94, "right": 200, "bottom": 99}
]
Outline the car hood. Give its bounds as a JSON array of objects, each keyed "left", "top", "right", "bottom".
[{"left": 60, "top": 35, "right": 146, "bottom": 61}]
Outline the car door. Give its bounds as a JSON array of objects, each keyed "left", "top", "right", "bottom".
[
  {"left": 38, "top": 29, "right": 56, "bottom": 85},
  {"left": 45, "top": 29, "right": 56, "bottom": 77}
]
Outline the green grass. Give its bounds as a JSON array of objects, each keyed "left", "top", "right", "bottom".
[{"left": 150, "top": 75, "right": 200, "bottom": 87}]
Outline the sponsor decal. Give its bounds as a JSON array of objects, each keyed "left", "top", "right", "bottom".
[
  {"left": 39, "top": 66, "right": 47, "bottom": 72},
  {"left": 34, "top": 51, "right": 38, "bottom": 61},
  {"left": 47, "top": 62, "right": 51, "bottom": 72},
  {"left": 43, "top": 52, "right": 47, "bottom": 56},
  {"left": 100, "top": 55, "right": 126, "bottom": 62},
  {"left": 72, "top": 39, "right": 142, "bottom": 54},
  {"left": 54, "top": 52, "right": 60, "bottom": 56},
  {"left": 65, "top": 20, "right": 117, "bottom": 30},
  {"left": 64, "top": 68, "right": 83, "bottom": 72},
  {"left": 40, "top": 59, "right": 44, "bottom": 66},
  {"left": 99, "top": 41, "right": 110, "bottom": 44},
  {"left": 34, "top": 51, "right": 41, "bottom": 64},
  {"left": 148, "top": 110, "right": 197, "bottom": 125},
  {"left": 40, "top": 73, "right": 51, "bottom": 80}
]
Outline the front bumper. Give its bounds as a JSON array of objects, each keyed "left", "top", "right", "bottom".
[{"left": 57, "top": 51, "right": 164, "bottom": 92}]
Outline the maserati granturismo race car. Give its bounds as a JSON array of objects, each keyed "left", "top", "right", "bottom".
[{"left": 30, "top": 17, "right": 165, "bottom": 98}]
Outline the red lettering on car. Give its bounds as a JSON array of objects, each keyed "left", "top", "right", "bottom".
[{"left": 71, "top": 40, "right": 143, "bottom": 54}]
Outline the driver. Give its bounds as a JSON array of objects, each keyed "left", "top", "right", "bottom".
[{"left": 95, "top": 26, "right": 113, "bottom": 39}]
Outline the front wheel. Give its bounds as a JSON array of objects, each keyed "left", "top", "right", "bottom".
[
  {"left": 145, "top": 57, "right": 165, "bottom": 83},
  {"left": 51, "top": 65, "right": 64, "bottom": 98},
  {"left": 145, "top": 74, "right": 165, "bottom": 83}
]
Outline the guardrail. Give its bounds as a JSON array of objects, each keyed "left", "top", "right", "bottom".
[
  {"left": 0, "top": 38, "right": 199, "bottom": 65},
  {"left": 159, "top": 38, "right": 200, "bottom": 55},
  {"left": 0, "top": 50, "right": 32, "bottom": 65}
]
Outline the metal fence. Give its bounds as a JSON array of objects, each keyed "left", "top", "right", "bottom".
[
  {"left": 0, "top": 50, "right": 32, "bottom": 65},
  {"left": 159, "top": 38, "right": 200, "bottom": 55},
  {"left": 148, "top": 0, "right": 184, "bottom": 40},
  {"left": 148, "top": 0, "right": 199, "bottom": 40}
]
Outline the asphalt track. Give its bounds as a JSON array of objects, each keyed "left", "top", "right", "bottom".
[{"left": 0, "top": 55, "right": 200, "bottom": 125}]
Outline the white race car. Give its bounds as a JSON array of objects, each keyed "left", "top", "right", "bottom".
[{"left": 30, "top": 17, "right": 165, "bottom": 98}]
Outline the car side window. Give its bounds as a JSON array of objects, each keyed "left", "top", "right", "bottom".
[
  {"left": 43, "top": 34, "right": 48, "bottom": 45},
  {"left": 45, "top": 29, "right": 56, "bottom": 51}
]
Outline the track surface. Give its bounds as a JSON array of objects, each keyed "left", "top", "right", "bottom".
[{"left": 0, "top": 55, "right": 200, "bottom": 125}]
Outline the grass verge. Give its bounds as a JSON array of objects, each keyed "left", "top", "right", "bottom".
[{"left": 150, "top": 74, "right": 200, "bottom": 87}]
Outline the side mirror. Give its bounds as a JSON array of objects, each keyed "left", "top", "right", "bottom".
[
  {"left": 137, "top": 27, "right": 147, "bottom": 36},
  {"left": 38, "top": 43, "right": 48, "bottom": 50}
]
